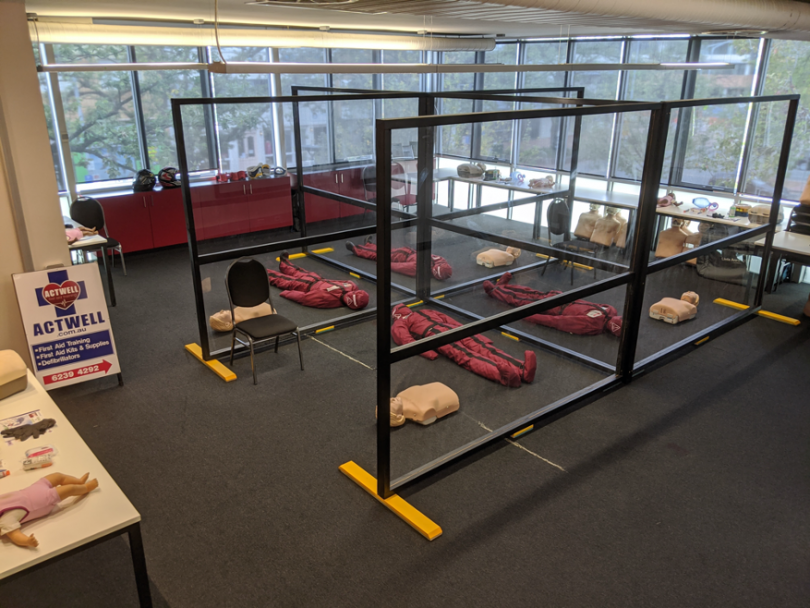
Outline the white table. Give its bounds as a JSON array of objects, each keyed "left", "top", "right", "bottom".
[
  {"left": 755, "top": 231, "right": 810, "bottom": 292},
  {"left": 64, "top": 216, "right": 116, "bottom": 307},
  {"left": 0, "top": 371, "right": 151, "bottom": 607}
]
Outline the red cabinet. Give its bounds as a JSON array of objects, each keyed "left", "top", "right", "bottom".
[
  {"left": 149, "top": 188, "right": 187, "bottom": 248},
  {"left": 99, "top": 192, "right": 154, "bottom": 253},
  {"left": 338, "top": 168, "right": 368, "bottom": 218},
  {"left": 303, "top": 171, "right": 341, "bottom": 223},
  {"left": 246, "top": 178, "right": 293, "bottom": 232},
  {"left": 201, "top": 181, "right": 251, "bottom": 239}
]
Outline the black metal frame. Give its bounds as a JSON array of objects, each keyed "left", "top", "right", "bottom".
[
  {"left": 0, "top": 522, "right": 152, "bottom": 608},
  {"left": 171, "top": 89, "right": 797, "bottom": 503}
]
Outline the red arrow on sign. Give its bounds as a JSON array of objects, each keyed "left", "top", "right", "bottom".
[{"left": 43, "top": 360, "right": 113, "bottom": 385}]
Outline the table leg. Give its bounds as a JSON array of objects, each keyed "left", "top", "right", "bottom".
[
  {"left": 128, "top": 523, "right": 153, "bottom": 608},
  {"left": 475, "top": 184, "right": 483, "bottom": 208},
  {"left": 448, "top": 180, "right": 455, "bottom": 212},
  {"left": 533, "top": 200, "right": 544, "bottom": 240},
  {"left": 764, "top": 250, "right": 779, "bottom": 294},
  {"left": 101, "top": 245, "right": 116, "bottom": 307}
]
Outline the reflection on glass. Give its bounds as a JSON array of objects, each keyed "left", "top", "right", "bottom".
[{"left": 439, "top": 51, "right": 476, "bottom": 157}]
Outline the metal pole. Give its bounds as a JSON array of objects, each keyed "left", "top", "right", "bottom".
[
  {"left": 616, "top": 106, "right": 670, "bottom": 379},
  {"left": 127, "top": 47, "right": 150, "bottom": 171},
  {"left": 172, "top": 99, "right": 210, "bottom": 359},
  {"left": 753, "top": 97, "right": 798, "bottom": 306},
  {"left": 198, "top": 47, "right": 218, "bottom": 171},
  {"left": 43, "top": 43, "right": 78, "bottom": 201},
  {"left": 269, "top": 47, "right": 287, "bottom": 169},
  {"left": 291, "top": 89, "right": 308, "bottom": 238},
  {"left": 416, "top": 95, "right": 435, "bottom": 300},
  {"left": 376, "top": 120, "right": 393, "bottom": 499},
  {"left": 669, "top": 38, "right": 700, "bottom": 185}
]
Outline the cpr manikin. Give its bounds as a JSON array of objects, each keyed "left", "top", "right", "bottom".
[
  {"left": 655, "top": 219, "right": 696, "bottom": 258},
  {"left": 267, "top": 254, "right": 370, "bottom": 310},
  {"left": 574, "top": 204, "right": 602, "bottom": 239},
  {"left": 476, "top": 247, "right": 521, "bottom": 268},
  {"left": 650, "top": 291, "right": 700, "bottom": 324},
  {"left": 0, "top": 473, "right": 99, "bottom": 548},
  {"left": 210, "top": 303, "right": 275, "bottom": 332},
  {"left": 378, "top": 383, "right": 460, "bottom": 426},
  {"left": 590, "top": 207, "right": 622, "bottom": 247},
  {"left": 346, "top": 238, "right": 453, "bottom": 280}
]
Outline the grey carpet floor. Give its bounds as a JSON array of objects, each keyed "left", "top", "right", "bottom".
[{"left": 2, "top": 242, "right": 809, "bottom": 608}]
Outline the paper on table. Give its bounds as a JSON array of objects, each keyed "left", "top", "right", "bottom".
[{"left": 69, "top": 235, "right": 107, "bottom": 248}]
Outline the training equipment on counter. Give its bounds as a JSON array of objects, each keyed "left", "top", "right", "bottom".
[
  {"left": 655, "top": 219, "right": 699, "bottom": 258},
  {"left": 158, "top": 167, "right": 181, "bottom": 188},
  {"left": 476, "top": 247, "right": 521, "bottom": 268},
  {"left": 346, "top": 238, "right": 452, "bottom": 280},
  {"left": 383, "top": 383, "right": 460, "bottom": 426},
  {"left": 456, "top": 162, "right": 486, "bottom": 178},
  {"left": 1, "top": 419, "right": 56, "bottom": 442},
  {"left": 209, "top": 303, "right": 275, "bottom": 333},
  {"left": 650, "top": 292, "right": 699, "bottom": 324},
  {"left": 0, "top": 350, "right": 28, "bottom": 400},
  {"left": 483, "top": 272, "right": 623, "bottom": 337},
  {"left": 267, "top": 254, "right": 370, "bottom": 310},
  {"left": 132, "top": 169, "right": 156, "bottom": 192},
  {"left": 391, "top": 304, "right": 536, "bottom": 387}
]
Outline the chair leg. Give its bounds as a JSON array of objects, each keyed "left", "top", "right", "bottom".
[
  {"left": 296, "top": 331, "right": 304, "bottom": 371},
  {"left": 118, "top": 246, "right": 127, "bottom": 276},
  {"left": 229, "top": 331, "right": 236, "bottom": 366},
  {"left": 274, "top": 335, "right": 280, "bottom": 353},
  {"left": 249, "top": 337, "right": 257, "bottom": 385}
]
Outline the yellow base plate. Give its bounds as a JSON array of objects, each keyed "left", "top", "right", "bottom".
[
  {"left": 185, "top": 343, "right": 237, "bottom": 382},
  {"left": 713, "top": 298, "right": 801, "bottom": 326},
  {"left": 339, "top": 461, "right": 442, "bottom": 541}
]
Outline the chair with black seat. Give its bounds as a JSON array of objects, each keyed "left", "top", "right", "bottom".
[
  {"left": 362, "top": 164, "right": 404, "bottom": 210},
  {"left": 70, "top": 196, "right": 126, "bottom": 275},
  {"left": 225, "top": 257, "right": 304, "bottom": 385},
  {"left": 541, "top": 198, "right": 600, "bottom": 285}
]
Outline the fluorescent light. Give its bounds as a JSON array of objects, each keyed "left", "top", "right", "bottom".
[
  {"left": 35, "top": 61, "right": 730, "bottom": 74},
  {"left": 38, "top": 62, "right": 207, "bottom": 73}
]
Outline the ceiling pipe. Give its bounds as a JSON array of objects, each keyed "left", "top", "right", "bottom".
[{"left": 27, "top": 21, "right": 497, "bottom": 51}]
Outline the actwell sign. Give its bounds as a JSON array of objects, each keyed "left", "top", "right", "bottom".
[{"left": 13, "top": 266, "right": 121, "bottom": 389}]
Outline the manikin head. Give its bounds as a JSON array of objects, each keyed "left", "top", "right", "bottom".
[
  {"left": 342, "top": 290, "right": 370, "bottom": 310},
  {"left": 681, "top": 291, "right": 699, "bottom": 306}
]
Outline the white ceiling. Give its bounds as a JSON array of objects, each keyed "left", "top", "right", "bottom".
[{"left": 25, "top": 0, "right": 810, "bottom": 40}]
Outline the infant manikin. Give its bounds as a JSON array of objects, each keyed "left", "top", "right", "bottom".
[
  {"left": 209, "top": 303, "right": 275, "bottom": 332},
  {"left": 650, "top": 291, "right": 699, "bottom": 324},
  {"left": 380, "top": 383, "right": 460, "bottom": 426},
  {"left": 476, "top": 247, "right": 521, "bottom": 269},
  {"left": 574, "top": 204, "right": 602, "bottom": 239},
  {"left": 590, "top": 207, "right": 622, "bottom": 247},
  {"left": 0, "top": 473, "right": 99, "bottom": 548},
  {"left": 655, "top": 219, "right": 695, "bottom": 258}
]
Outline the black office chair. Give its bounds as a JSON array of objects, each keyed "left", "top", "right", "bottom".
[
  {"left": 362, "top": 164, "right": 402, "bottom": 209},
  {"left": 787, "top": 205, "right": 810, "bottom": 235},
  {"left": 541, "top": 199, "right": 599, "bottom": 285},
  {"left": 225, "top": 257, "right": 304, "bottom": 385},
  {"left": 70, "top": 196, "right": 126, "bottom": 275}
]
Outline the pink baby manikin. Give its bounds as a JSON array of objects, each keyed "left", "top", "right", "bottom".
[
  {"left": 380, "top": 383, "right": 460, "bottom": 426},
  {"left": 476, "top": 247, "right": 521, "bottom": 269},
  {"left": 649, "top": 291, "right": 699, "bottom": 324}
]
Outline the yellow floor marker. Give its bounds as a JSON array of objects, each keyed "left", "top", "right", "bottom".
[
  {"left": 349, "top": 272, "right": 361, "bottom": 279},
  {"left": 275, "top": 252, "right": 308, "bottom": 262},
  {"left": 406, "top": 300, "right": 424, "bottom": 307},
  {"left": 339, "top": 461, "right": 442, "bottom": 541},
  {"left": 185, "top": 344, "right": 236, "bottom": 382},
  {"left": 713, "top": 298, "right": 801, "bottom": 326},
  {"left": 316, "top": 326, "right": 335, "bottom": 334},
  {"left": 312, "top": 247, "right": 334, "bottom": 254},
  {"left": 511, "top": 425, "right": 534, "bottom": 439},
  {"left": 501, "top": 332, "right": 520, "bottom": 341}
]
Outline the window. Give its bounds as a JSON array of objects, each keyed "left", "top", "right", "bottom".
[
  {"left": 480, "top": 44, "right": 518, "bottom": 162},
  {"left": 53, "top": 44, "right": 141, "bottom": 185},
  {"left": 614, "top": 38, "right": 688, "bottom": 182},
  {"left": 568, "top": 40, "right": 623, "bottom": 176},
  {"left": 745, "top": 39, "right": 810, "bottom": 200},
  {"left": 331, "top": 49, "right": 376, "bottom": 161},
  {"left": 33, "top": 44, "right": 65, "bottom": 191},
  {"left": 279, "top": 48, "right": 329, "bottom": 167},
  {"left": 518, "top": 42, "right": 569, "bottom": 170},
  {"left": 134, "top": 46, "right": 213, "bottom": 172},
  {"left": 679, "top": 38, "right": 759, "bottom": 190},
  {"left": 381, "top": 50, "right": 421, "bottom": 157},
  {"left": 211, "top": 47, "right": 275, "bottom": 172},
  {"left": 439, "top": 51, "right": 477, "bottom": 158}
]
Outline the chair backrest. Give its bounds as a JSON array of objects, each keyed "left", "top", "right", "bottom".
[
  {"left": 362, "top": 165, "right": 377, "bottom": 198},
  {"left": 787, "top": 205, "right": 810, "bottom": 235},
  {"left": 225, "top": 258, "right": 270, "bottom": 309},
  {"left": 390, "top": 161, "right": 409, "bottom": 196},
  {"left": 70, "top": 197, "right": 106, "bottom": 233},
  {"left": 546, "top": 198, "right": 571, "bottom": 237}
]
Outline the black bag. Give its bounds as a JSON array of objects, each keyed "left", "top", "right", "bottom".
[
  {"left": 695, "top": 250, "right": 749, "bottom": 285},
  {"left": 546, "top": 198, "right": 570, "bottom": 236}
]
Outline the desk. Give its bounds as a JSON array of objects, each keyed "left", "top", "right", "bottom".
[
  {"left": 0, "top": 372, "right": 151, "bottom": 607},
  {"left": 65, "top": 219, "right": 116, "bottom": 308},
  {"left": 755, "top": 231, "right": 810, "bottom": 292}
]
